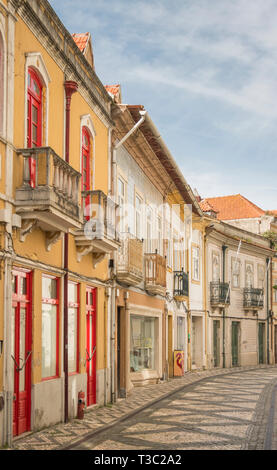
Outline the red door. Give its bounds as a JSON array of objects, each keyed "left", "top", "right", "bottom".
[
  {"left": 82, "top": 127, "right": 91, "bottom": 219},
  {"left": 27, "top": 68, "right": 42, "bottom": 188},
  {"left": 86, "top": 287, "right": 96, "bottom": 406},
  {"left": 12, "top": 270, "right": 32, "bottom": 437}
]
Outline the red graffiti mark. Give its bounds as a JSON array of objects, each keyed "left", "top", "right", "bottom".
[{"left": 176, "top": 352, "right": 184, "bottom": 370}]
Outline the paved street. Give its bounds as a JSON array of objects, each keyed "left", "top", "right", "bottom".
[
  {"left": 67, "top": 367, "right": 277, "bottom": 451},
  {"left": 11, "top": 365, "right": 277, "bottom": 451}
]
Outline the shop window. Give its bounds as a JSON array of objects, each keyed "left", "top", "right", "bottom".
[
  {"left": 130, "top": 315, "right": 156, "bottom": 372},
  {"left": 68, "top": 282, "right": 79, "bottom": 374},
  {"left": 42, "top": 276, "right": 59, "bottom": 380}
]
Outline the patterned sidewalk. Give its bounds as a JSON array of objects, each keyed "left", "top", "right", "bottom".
[{"left": 11, "top": 365, "right": 274, "bottom": 450}]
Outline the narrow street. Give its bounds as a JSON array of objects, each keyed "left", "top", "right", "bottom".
[{"left": 66, "top": 367, "right": 277, "bottom": 451}]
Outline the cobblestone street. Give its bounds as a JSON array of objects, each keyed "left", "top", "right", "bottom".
[{"left": 12, "top": 365, "right": 277, "bottom": 451}]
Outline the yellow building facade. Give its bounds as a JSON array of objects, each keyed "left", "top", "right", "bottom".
[{"left": 0, "top": 0, "right": 117, "bottom": 445}]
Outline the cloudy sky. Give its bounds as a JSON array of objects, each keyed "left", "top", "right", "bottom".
[{"left": 49, "top": 0, "right": 277, "bottom": 210}]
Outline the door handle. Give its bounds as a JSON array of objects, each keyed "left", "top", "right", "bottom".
[
  {"left": 11, "top": 351, "right": 32, "bottom": 372},
  {"left": 86, "top": 346, "right": 96, "bottom": 363}
]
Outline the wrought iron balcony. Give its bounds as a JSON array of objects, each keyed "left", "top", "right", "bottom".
[
  {"left": 15, "top": 147, "right": 82, "bottom": 250},
  {"left": 117, "top": 233, "right": 144, "bottom": 286},
  {"left": 145, "top": 252, "right": 167, "bottom": 296},
  {"left": 243, "top": 287, "right": 264, "bottom": 310},
  {"left": 74, "top": 190, "right": 120, "bottom": 265},
  {"left": 210, "top": 281, "right": 230, "bottom": 306},
  {"left": 174, "top": 270, "right": 189, "bottom": 300}
]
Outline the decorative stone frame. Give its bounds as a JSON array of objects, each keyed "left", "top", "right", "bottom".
[
  {"left": 80, "top": 114, "right": 96, "bottom": 191},
  {"left": 24, "top": 52, "right": 51, "bottom": 148}
]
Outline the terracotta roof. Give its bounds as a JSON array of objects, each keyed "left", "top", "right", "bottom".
[
  {"left": 72, "top": 33, "right": 90, "bottom": 53},
  {"left": 199, "top": 199, "right": 218, "bottom": 213},
  {"left": 105, "top": 85, "right": 120, "bottom": 96},
  {"left": 200, "top": 194, "right": 265, "bottom": 220}
]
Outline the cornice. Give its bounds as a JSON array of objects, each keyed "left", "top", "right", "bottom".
[{"left": 13, "top": 0, "right": 114, "bottom": 128}]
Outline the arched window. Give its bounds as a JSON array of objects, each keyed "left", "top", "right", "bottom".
[
  {"left": 27, "top": 68, "right": 42, "bottom": 188},
  {"left": 82, "top": 126, "right": 92, "bottom": 218},
  {"left": 27, "top": 68, "right": 42, "bottom": 148}
]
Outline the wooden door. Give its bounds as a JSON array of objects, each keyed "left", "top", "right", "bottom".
[
  {"left": 12, "top": 270, "right": 32, "bottom": 437},
  {"left": 86, "top": 287, "right": 96, "bottom": 406},
  {"left": 232, "top": 322, "right": 239, "bottom": 367},
  {"left": 213, "top": 320, "right": 220, "bottom": 367},
  {"left": 258, "top": 323, "right": 265, "bottom": 364}
]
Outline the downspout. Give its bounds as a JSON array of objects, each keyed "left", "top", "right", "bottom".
[
  {"left": 110, "top": 110, "right": 146, "bottom": 403},
  {"left": 64, "top": 81, "right": 78, "bottom": 423},
  {"left": 222, "top": 245, "right": 227, "bottom": 369}
]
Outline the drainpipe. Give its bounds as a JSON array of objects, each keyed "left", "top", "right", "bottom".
[
  {"left": 64, "top": 81, "right": 78, "bottom": 423},
  {"left": 110, "top": 110, "right": 146, "bottom": 403},
  {"left": 222, "top": 245, "right": 227, "bottom": 368}
]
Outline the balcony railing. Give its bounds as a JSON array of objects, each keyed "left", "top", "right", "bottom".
[
  {"left": 117, "top": 233, "right": 144, "bottom": 286},
  {"left": 75, "top": 190, "right": 120, "bottom": 264},
  {"left": 243, "top": 287, "right": 264, "bottom": 309},
  {"left": 174, "top": 270, "right": 189, "bottom": 299},
  {"left": 82, "top": 190, "right": 119, "bottom": 242},
  {"left": 210, "top": 281, "right": 230, "bottom": 306},
  {"left": 145, "top": 252, "right": 167, "bottom": 295},
  {"left": 15, "top": 147, "right": 82, "bottom": 243}
]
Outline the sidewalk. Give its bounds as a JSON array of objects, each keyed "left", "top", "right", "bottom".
[{"left": 11, "top": 364, "right": 274, "bottom": 450}]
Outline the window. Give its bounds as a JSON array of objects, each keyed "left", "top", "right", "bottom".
[
  {"left": 130, "top": 315, "right": 156, "bottom": 372},
  {"left": 27, "top": 69, "right": 42, "bottom": 148},
  {"left": 27, "top": 69, "right": 42, "bottom": 188},
  {"left": 42, "top": 276, "right": 59, "bottom": 380},
  {"left": 135, "top": 195, "right": 142, "bottom": 239},
  {"left": 212, "top": 252, "right": 220, "bottom": 282},
  {"left": 258, "top": 265, "right": 265, "bottom": 289},
  {"left": 192, "top": 245, "right": 200, "bottom": 282},
  {"left": 166, "top": 222, "right": 172, "bottom": 267},
  {"left": 173, "top": 231, "right": 183, "bottom": 271},
  {"left": 118, "top": 177, "right": 125, "bottom": 234},
  {"left": 232, "top": 258, "right": 241, "bottom": 288},
  {"left": 68, "top": 282, "right": 79, "bottom": 374},
  {"left": 177, "top": 316, "right": 186, "bottom": 351},
  {"left": 82, "top": 127, "right": 91, "bottom": 218},
  {"left": 146, "top": 206, "right": 152, "bottom": 253},
  {"left": 245, "top": 262, "right": 254, "bottom": 288},
  {"left": 157, "top": 215, "right": 162, "bottom": 255}
]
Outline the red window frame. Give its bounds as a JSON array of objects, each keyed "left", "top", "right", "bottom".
[
  {"left": 27, "top": 68, "right": 42, "bottom": 188},
  {"left": 68, "top": 281, "right": 80, "bottom": 375},
  {"left": 82, "top": 127, "right": 91, "bottom": 219},
  {"left": 41, "top": 275, "right": 59, "bottom": 381}
]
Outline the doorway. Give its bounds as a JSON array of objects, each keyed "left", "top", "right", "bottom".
[
  {"left": 231, "top": 321, "right": 240, "bottom": 367},
  {"left": 213, "top": 320, "right": 220, "bottom": 367},
  {"left": 258, "top": 322, "right": 265, "bottom": 364},
  {"left": 86, "top": 287, "right": 97, "bottom": 406},
  {"left": 12, "top": 269, "right": 32, "bottom": 437}
]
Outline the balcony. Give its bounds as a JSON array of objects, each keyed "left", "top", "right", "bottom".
[
  {"left": 117, "top": 233, "right": 144, "bottom": 286},
  {"left": 243, "top": 288, "right": 264, "bottom": 310},
  {"left": 74, "top": 190, "right": 120, "bottom": 266},
  {"left": 145, "top": 252, "right": 167, "bottom": 296},
  {"left": 210, "top": 281, "right": 230, "bottom": 307},
  {"left": 174, "top": 270, "right": 189, "bottom": 300},
  {"left": 15, "top": 147, "right": 82, "bottom": 250}
]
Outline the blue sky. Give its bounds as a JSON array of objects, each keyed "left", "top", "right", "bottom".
[{"left": 49, "top": 0, "right": 277, "bottom": 210}]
